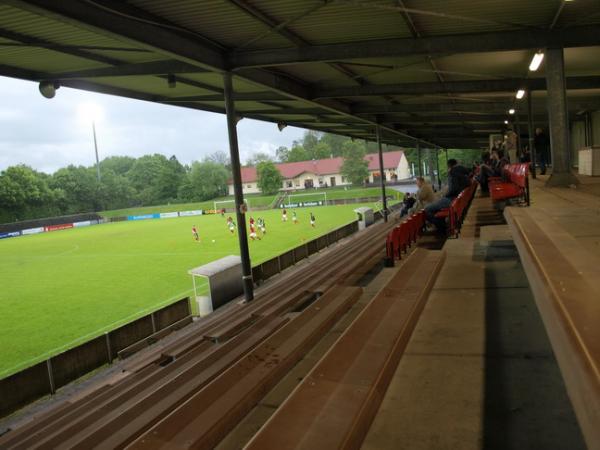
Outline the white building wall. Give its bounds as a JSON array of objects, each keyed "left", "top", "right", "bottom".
[
  {"left": 227, "top": 182, "right": 260, "bottom": 196},
  {"left": 397, "top": 153, "right": 411, "bottom": 180}
]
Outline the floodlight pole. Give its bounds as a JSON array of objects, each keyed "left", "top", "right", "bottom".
[
  {"left": 92, "top": 121, "right": 100, "bottom": 182},
  {"left": 435, "top": 148, "right": 442, "bottom": 190},
  {"left": 527, "top": 89, "right": 537, "bottom": 178},
  {"left": 375, "top": 125, "right": 388, "bottom": 222},
  {"left": 417, "top": 142, "right": 422, "bottom": 177},
  {"left": 223, "top": 72, "right": 253, "bottom": 302}
]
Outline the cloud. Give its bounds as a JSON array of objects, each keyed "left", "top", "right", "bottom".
[{"left": 0, "top": 76, "right": 305, "bottom": 173}]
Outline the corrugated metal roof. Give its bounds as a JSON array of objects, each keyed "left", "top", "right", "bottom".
[
  {"left": 0, "top": 4, "right": 148, "bottom": 50},
  {"left": 391, "top": 0, "right": 559, "bottom": 36},
  {"left": 0, "top": 0, "right": 599, "bottom": 148},
  {"left": 0, "top": 46, "right": 105, "bottom": 73},
  {"left": 129, "top": 0, "right": 291, "bottom": 50},
  {"left": 291, "top": 1, "right": 414, "bottom": 44}
]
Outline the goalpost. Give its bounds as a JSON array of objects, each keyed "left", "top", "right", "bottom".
[
  {"left": 214, "top": 198, "right": 249, "bottom": 211},
  {"left": 282, "top": 191, "right": 328, "bottom": 207}
]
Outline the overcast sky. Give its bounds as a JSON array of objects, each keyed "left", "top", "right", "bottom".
[{"left": 0, "top": 76, "right": 306, "bottom": 174}]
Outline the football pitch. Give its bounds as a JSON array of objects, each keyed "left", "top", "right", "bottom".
[{"left": 0, "top": 203, "right": 379, "bottom": 378}]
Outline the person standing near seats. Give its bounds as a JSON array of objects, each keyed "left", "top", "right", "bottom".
[
  {"left": 534, "top": 127, "right": 550, "bottom": 175},
  {"left": 425, "top": 159, "right": 470, "bottom": 233},
  {"left": 505, "top": 127, "right": 518, "bottom": 163}
]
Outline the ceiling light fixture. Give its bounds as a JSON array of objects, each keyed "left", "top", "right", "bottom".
[
  {"left": 529, "top": 52, "right": 544, "bottom": 72},
  {"left": 509, "top": 109, "right": 515, "bottom": 115},
  {"left": 504, "top": 120, "right": 509, "bottom": 124},
  {"left": 516, "top": 89, "right": 525, "bottom": 99}
]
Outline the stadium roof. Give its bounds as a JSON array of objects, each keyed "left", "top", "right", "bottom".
[
  {"left": 1, "top": 1, "right": 600, "bottom": 149},
  {"left": 237, "top": 150, "right": 404, "bottom": 183}
]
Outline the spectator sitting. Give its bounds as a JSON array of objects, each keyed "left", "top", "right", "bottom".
[
  {"left": 408, "top": 176, "right": 435, "bottom": 215},
  {"left": 400, "top": 192, "right": 416, "bottom": 216},
  {"left": 425, "top": 159, "right": 471, "bottom": 233},
  {"left": 475, "top": 150, "right": 497, "bottom": 193}
]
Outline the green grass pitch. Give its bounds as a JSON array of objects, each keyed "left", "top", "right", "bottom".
[{"left": 0, "top": 203, "right": 381, "bottom": 378}]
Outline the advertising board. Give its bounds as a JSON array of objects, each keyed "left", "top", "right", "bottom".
[
  {"left": 159, "top": 212, "right": 179, "bottom": 219},
  {"left": 45, "top": 223, "right": 74, "bottom": 232},
  {"left": 127, "top": 214, "right": 160, "bottom": 221},
  {"left": 179, "top": 210, "right": 203, "bottom": 217},
  {"left": 22, "top": 227, "right": 45, "bottom": 235}
]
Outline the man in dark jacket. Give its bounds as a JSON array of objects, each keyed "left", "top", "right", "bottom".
[
  {"left": 534, "top": 128, "right": 550, "bottom": 175},
  {"left": 425, "top": 159, "right": 470, "bottom": 232}
]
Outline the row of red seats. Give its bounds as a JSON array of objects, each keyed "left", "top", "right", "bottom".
[
  {"left": 433, "top": 180, "right": 478, "bottom": 238},
  {"left": 489, "top": 163, "right": 530, "bottom": 205},
  {"left": 385, "top": 210, "right": 426, "bottom": 263},
  {"left": 385, "top": 181, "right": 478, "bottom": 264}
]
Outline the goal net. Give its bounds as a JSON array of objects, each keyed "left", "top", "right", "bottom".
[
  {"left": 214, "top": 198, "right": 249, "bottom": 212},
  {"left": 281, "top": 192, "right": 327, "bottom": 208}
]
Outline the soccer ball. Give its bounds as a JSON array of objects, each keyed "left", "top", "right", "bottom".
[{"left": 212, "top": 239, "right": 216, "bottom": 243}]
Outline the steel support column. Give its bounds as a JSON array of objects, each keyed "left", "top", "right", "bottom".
[
  {"left": 545, "top": 47, "right": 579, "bottom": 187},
  {"left": 527, "top": 89, "right": 537, "bottom": 178},
  {"left": 417, "top": 143, "right": 422, "bottom": 177},
  {"left": 223, "top": 72, "right": 254, "bottom": 301},
  {"left": 434, "top": 148, "right": 442, "bottom": 190},
  {"left": 427, "top": 148, "right": 436, "bottom": 187},
  {"left": 375, "top": 125, "right": 388, "bottom": 222}
]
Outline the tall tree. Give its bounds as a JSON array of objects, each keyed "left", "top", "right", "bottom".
[
  {"left": 128, "top": 154, "right": 181, "bottom": 205},
  {"left": 51, "top": 165, "right": 100, "bottom": 213},
  {"left": 178, "top": 161, "right": 228, "bottom": 201},
  {"left": 286, "top": 145, "right": 310, "bottom": 163},
  {"left": 0, "top": 165, "right": 59, "bottom": 221},
  {"left": 320, "top": 133, "right": 350, "bottom": 157},
  {"left": 245, "top": 151, "right": 273, "bottom": 166},
  {"left": 99, "top": 156, "right": 136, "bottom": 176},
  {"left": 340, "top": 141, "right": 369, "bottom": 185},
  {"left": 275, "top": 146, "right": 290, "bottom": 163},
  {"left": 256, "top": 161, "right": 283, "bottom": 194},
  {"left": 205, "top": 150, "right": 230, "bottom": 169}
]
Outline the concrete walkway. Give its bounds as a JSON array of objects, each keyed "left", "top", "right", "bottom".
[{"left": 362, "top": 195, "right": 585, "bottom": 450}]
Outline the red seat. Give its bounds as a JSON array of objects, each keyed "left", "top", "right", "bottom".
[{"left": 488, "top": 163, "right": 530, "bottom": 205}]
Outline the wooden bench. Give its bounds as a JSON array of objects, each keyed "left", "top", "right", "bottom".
[
  {"left": 11, "top": 316, "right": 289, "bottom": 449},
  {"left": 117, "top": 315, "right": 193, "bottom": 359},
  {"left": 127, "top": 286, "right": 363, "bottom": 450},
  {"left": 489, "top": 162, "right": 530, "bottom": 205},
  {"left": 0, "top": 216, "right": 397, "bottom": 449},
  {"left": 505, "top": 207, "right": 600, "bottom": 450},
  {"left": 245, "top": 248, "right": 445, "bottom": 450}
]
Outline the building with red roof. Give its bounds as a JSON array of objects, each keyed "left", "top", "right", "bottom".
[{"left": 228, "top": 150, "right": 410, "bottom": 195}]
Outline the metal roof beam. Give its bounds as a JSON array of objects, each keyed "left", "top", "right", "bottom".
[
  {"left": 0, "top": 63, "right": 43, "bottom": 81},
  {"left": 50, "top": 60, "right": 209, "bottom": 79},
  {"left": 352, "top": 99, "right": 600, "bottom": 114},
  {"left": 381, "top": 114, "right": 548, "bottom": 124},
  {"left": 314, "top": 76, "right": 600, "bottom": 98},
  {"left": 226, "top": 0, "right": 364, "bottom": 86},
  {"left": 6, "top": 0, "right": 436, "bottom": 147},
  {"left": 230, "top": 25, "right": 600, "bottom": 68},
  {"left": 160, "top": 92, "right": 290, "bottom": 102}
]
